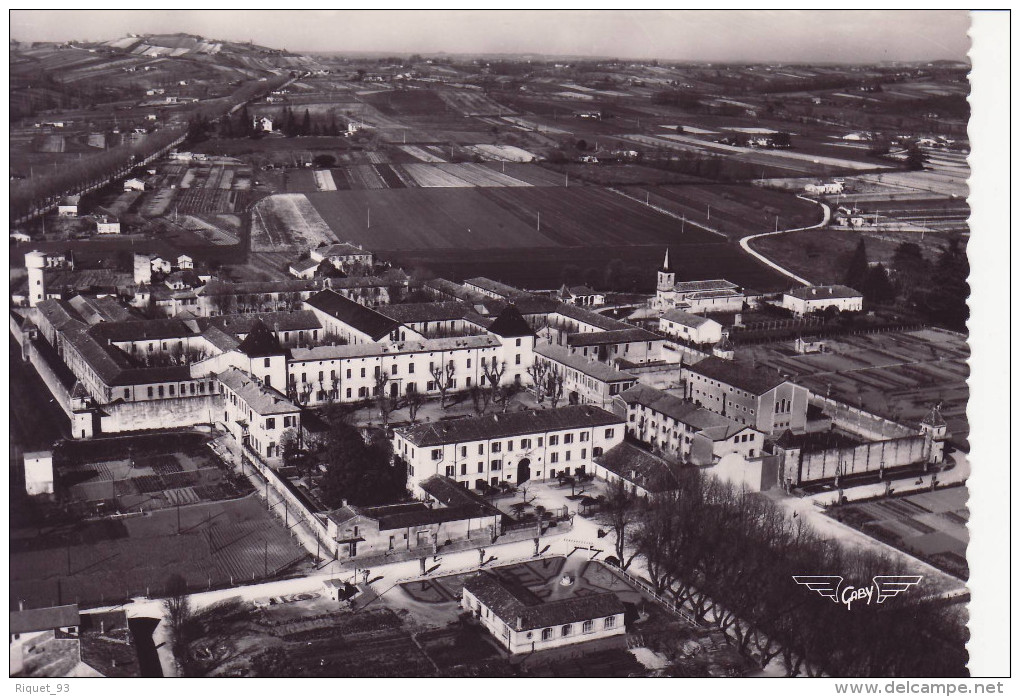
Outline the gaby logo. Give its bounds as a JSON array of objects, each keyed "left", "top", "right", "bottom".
[{"left": 793, "top": 575, "right": 923, "bottom": 610}]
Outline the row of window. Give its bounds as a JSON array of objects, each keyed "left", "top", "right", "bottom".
[
  {"left": 533, "top": 616, "right": 616, "bottom": 641},
  {"left": 433, "top": 430, "right": 615, "bottom": 461}
]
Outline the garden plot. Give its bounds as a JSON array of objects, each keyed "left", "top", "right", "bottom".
[
  {"left": 398, "top": 145, "right": 446, "bottom": 163},
  {"left": 433, "top": 163, "right": 531, "bottom": 187},
  {"left": 468, "top": 144, "right": 537, "bottom": 162},
  {"left": 400, "top": 163, "right": 476, "bottom": 187},
  {"left": 313, "top": 169, "right": 337, "bottom": 191},
  {"left": 251, "top": 193, "right": 339, "bottom": 252}
]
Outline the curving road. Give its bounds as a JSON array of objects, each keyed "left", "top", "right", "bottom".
[{"left": 739, "top": 195, "right": 831, "bottom": 287}]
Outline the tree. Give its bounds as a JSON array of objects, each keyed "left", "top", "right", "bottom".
[
  {"left": 164, "top": 573, "right": 194, "bottom": 664},
  {"left": 890, "top": 242, "right": 931, "bottom": 299},
  {"left": 482, "top": 360, "right": 506, "bottom": 405},
  {"left": 860, "top": 264, "right": 895, "bottom": 305},
  {"left": 406, "top": 390, "right": 425, "bottom": 422},
  {"left": 374, "top": 371, "right": 392, "bottom": 425},
  {"left": 603, "top": 479, "right": 640, "bottom": 569},
  {"left": 312, "top": 154, "right": 336, "bottom": 168},
  {"left": 844, "top": 237, "right": 869, "bottom": 289},
  {"left": 527, "top": 360, "right": 550, "bottom": 404},
  {"left": 575, "top": 138, "right": 588, "bottom": 152},
  {"left": 497, "top": 382, "right": 523, "bottom": 413},
  {"left": 545, "top": 365, "right": 565, "bottom": 407},
  {"left": 430, "top": 360, "right": 456, "bottom": 408},
  {"left": 301, "top": 109, "right": 311, "bottom": 137},
  {"left": 279, "top": 428, "right": 301, "bottom": 467},
  {"left": 320, "top": 419, "right": 404, "bottom": 506},
  {"left": 469, "top": 384, "right": 491, "bottom": 415},
  {"left": 924, "top": 237, "right": 969, "bottom": 332},
  {"left": 905, "top": 145, "right": 926, "bottom": 171}
]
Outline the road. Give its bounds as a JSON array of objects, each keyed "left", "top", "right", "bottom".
[{"left": 739, "top": 196, "right": 831, "bottom": 286}]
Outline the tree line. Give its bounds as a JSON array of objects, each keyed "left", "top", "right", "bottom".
[{"left": 604, "top": 471, "right": 968, "bottom": 677}]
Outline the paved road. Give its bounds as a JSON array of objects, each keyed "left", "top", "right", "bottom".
[{"left": 739, "top": 196, "right": 831, "bottom": 286}]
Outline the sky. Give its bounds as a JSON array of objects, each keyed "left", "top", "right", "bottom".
[{"left": 10, "top": 10, "right": 971, "bottom": 63}]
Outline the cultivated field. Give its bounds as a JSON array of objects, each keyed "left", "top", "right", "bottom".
[
  {"left": 829, "top": 486, "right": 969, "bottom": 579},
  {"left": 10, "top": 494, "right": 310, "bottom": 609},
  {"left": 737, "top": 328, "right": 969, "bottom": 447},
  {"left": 251, "top": 193, "right": 338, "bottom": 251}
]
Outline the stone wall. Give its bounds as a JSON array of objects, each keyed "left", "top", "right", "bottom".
[
  {"left": 792, "top": 435, "right": 928, "bottom": 485},
  {"left": 99, "top": 394, "right": 222, "bottom": 434}
]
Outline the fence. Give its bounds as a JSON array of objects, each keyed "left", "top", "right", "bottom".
[{"left": 608, "top": 565, "right": 699, "bottom": 627}]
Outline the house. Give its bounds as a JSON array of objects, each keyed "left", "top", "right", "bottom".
[
  {"left": 303, "top": 289, "right": 414, "bottom": 344},
  {"left": 94, "top": 215, "right": 121, "bottom": 235},
  {"left": 394, "top": 405, "right": 625, "bottom": 490},
  {"left": 782, "top": 285, "right": 863, "bottom": 317},
  {"left": 804, "top": 181, "right": 844, "bottom": 195},
  {"left": 559, "top": 284, "right": 605, "bottom": 307},
  {"left": 23, "top": 451, "right": 54, "bottom": 496},
  {"left": 149, "top": 256, "right": 172, "bottom": 275},
  {"left": 615, "top": 384, "right": 764, "bottom": 465},
  {"left": 659, "top": 308, "right": 723, "bottom": 345},
  {"left": 57, "top": 196, "right": 80, "bottom": 217},
  {"left": 322, "top": 579, "right": 359, "bottom": 604},
  {"left": 169, "top": 151, "right": 193, "bottom": 162},
  {"left": 288, "top": 257, "right": 320, "bottom": 280},
  {"left": 177, "top": 254, "right": 194, "bottom": 270},
  {"left": 592, "top": 442, "right": 679, "bottom": 497},
  {"left": 794, "top": 336, "right": 828, "bottom": 354},
  {"left": 325, "top": 475, "right": 503, "bottom": 559},
  {"left": 308, "top": 243, "right": 375, "bottom": 273},
  {"left": 123, "top": 178, "right": 146, "bottom": 192},
  {"left": 256, "top": 116, "right": 273, "bottom": 133},
  {"left": 9, "top": 604, "right": 82, "bottom": 677},
  {"left": 462, "top": 572, "right": 625, "bottom": 654},
  {"left": 217, "top": 367, "right": 301, "bottom": 463},
  {"left": 10, "top": 231, "right": 31, "bottom": 243},
  {"left": 681, "top": 356, "right": 810, "bottom": 434}
]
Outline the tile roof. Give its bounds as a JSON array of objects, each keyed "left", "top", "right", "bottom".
[
  {"left": 684, "top": 356, "right": 789, "bottom": 396},
  {"left": 200, "top": 325, "right": 240, "bottom": 353},
  {"left": 566, "top": 328, "right": 660, "bottom": 346},
  {"left": 236, "top": 320, "right": 285, "bottom": 358},
  {"left": 64, "top": 328, "right": 191, "bottom": 387},
  {"left": 418, "top": 475, "right": 503, "bottom": 516},
  {"left": 464, "top": 277, "right": 529, "bottom": 298},
  {"left": 35, "top": 299, "right": 88, "bottom": 334},
  {"left": 88, "top": 319, "right": 195, "bottom": 343},
  {"left": 199, "top": 278, "right": 321, "bottom": 297},
  {"left": 197, "top": 311, "right": 322, "bottom": 335},
  {"left": 377, "top": 301, "right": 473, "bottom": 324},
  {"left": 661, "top": 309, "right": 717, "bottom": 328},
  {"left": 10, "top": 605, "right": 80, "bottom": 635},
  {"left": 534, "top": 343, "right": 637, "bottom": 383},
  {"left": 594, "top": 442, "right": 679, "bottom": 493},
  {"left": 551, "top": 303, "right": 631, "bottom": 331},
  {"left": 316, "top": 243, "right": 373, "bottom": 258},
  {"left": 486, "top": 305, "right": 535, "bottom": 338},
  {"left": 463, "top": 572, "right": 624, "bottom": 631},
  {"left": 289, "top": 257, "right": 320, "bottom": 273},
  {"left": 784, "top": 284, "right": 862, "bottom": 301},
  {"left": 289, "top": 334, "right": 500, "bottom": 362},
  {"left": 305, "top": 289, "right": 400, "bottom": 341},
  {"left": 217, "top": 368, "right": 299, "bottom": 415},
  {"left": 672, "top": 279, "right": 739, "bottom": 294},
  {"left": 67, "top": 295, "right": 138, "bottom": 324},
  {"left": 396, "top": 405, "right": 624, "bottom": 447},
  {"left": 620, "top": 384, "right": 700, "bottom": 422}
]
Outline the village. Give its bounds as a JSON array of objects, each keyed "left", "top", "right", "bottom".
[{"left": 8, "top": 17, "right": 975, "bottom": 681}]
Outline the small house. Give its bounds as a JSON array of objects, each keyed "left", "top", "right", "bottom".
[{"left": 123, "top": 178, "right": 145, "bottom": 192}]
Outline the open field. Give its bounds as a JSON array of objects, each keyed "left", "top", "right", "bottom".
[
  {"left": 251, "top": 193, "right": 338, "bottom": 251},
  {"left": 737, "top": 328, "right": 969, "bottom": 447},
  {"left": 828, "top": 486, "right": 969, "bottom": 579},
  {"left": 11, "top": 494, "right": 310, "bottom": 609}
]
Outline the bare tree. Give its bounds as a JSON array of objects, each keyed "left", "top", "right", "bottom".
[
  {"left": 546, "top": 365, "right": 565, "bottom": 407},
  {"left": 429, "top": 360, "right": 455, "bottom": 408},
  {"left": 497, "top": 382, "right": 523, "bottom": 413},
  {"left": 469, "top": 384, "right": 491, "bottom": 415},
  {"left": 374, "top": 371, "right": 392, "bottom": 425},
  {"left": 406, "top": 389, "right": 425, "bottom": 422},
  {"left": 526, "top": 359, "right": 550, "bottom": 404},
  {"left": 164, "top": 573, "right": 193, "bottom": 663},
  {"left": 603, "top": 479, "right": 640, "bottom": 569}
]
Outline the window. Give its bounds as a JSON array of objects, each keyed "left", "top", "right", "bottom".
[
  {"left": 461, "top": 446, "right": 467, "bottom": 457},
  {"left": 432, "top": 449, "right": 442, "bottom": 461},
  {"left": 565, "top": 451, "right": 571, "bottom": 461},
  {"left": 581, "top": 448, "right": 586, "bottom": 460},
  {"left": 541, "top": 628, "right": 553, "bottom": 641},
  {"left": 515, "top": 354, "right": 521, "bottom": 365},
  {"left": 478, "top": 444, "right": 484, "bottom": 455},
  {"left": 550, "top": 452, "right": 559, "bottom": 464},
  {"left": 604, "top": 616, "right": 616, "bottom": 629},
  {"left": 466, "top": 377, "right": 472, "bottom": 387},
  {"left": 478, "top": 462, "right": 484, "bottom": 473},
  {"left": 445, "top": 465, "right": 455, "bottom": 477},
  {"left": 604, "top": 428, "right": 615, "bottom": 439},
  {"left": 408, "top": 363, "right": 415, "bottom": 374},
  {"left": 346, "top": 369, "right": 352, "bottom": 379},
  {"left": 492, "top": 442, "right": 502, "bottom": 453},
  {"left": 266, "top": 418, "right": 276, "bottom": 430},
  {"left": 549, "top": 435, "right": 559, "bottom": 446},
  {"left": 515, "top": 338, "right": 522, "bottom": 347},
  {"left": 466, "top": 358, "right": 472, "bottom": 368},
  {"left": 124, "top": 388, "right": 130, "bottom": 399},
  {"left": 360, "top": 368, "right": 366, "bottom": 378},
  {"left": 460, "top": 463, "right": 467, "bottom": 475},
  {"left": 264, "top": 358, "right": 271, "bottom": 368},
  {"left": 507, "top": 440, "right": 514, "bottom": 452},
  {"left": 491, "top": 460, "right": 501, "bottom": 471},
  {"left": 580, "top": 432, "right": 589, "bottom": 442},
  {"left": 537, "top": 437, "right": 543, "bottom": 447},
  {"left": 564, "top": 433, "right": 574, "bottom": 444},
  {"left": 582, "top": 620, "right": 594, "bottom": 634},
  {"left": 561, "top": 625, "right": 572, "bottom": 637},
  {"left": 592, "top": 447, "right": 603, "bottom": 457},
  {"left": 391, "top": 364, "right": 398, "bottom": 375},
  {"left": 346, "top": 388, "right": 352, "bottom": 398}
]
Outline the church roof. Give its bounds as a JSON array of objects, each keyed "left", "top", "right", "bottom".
[
  {"left": 660, "top": 248, "right": 672, "bottom": 273},
  {"left": 921, "top": 405, "right": 947, "bottom": 428}
]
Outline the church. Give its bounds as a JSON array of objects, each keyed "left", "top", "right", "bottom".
[{"left": 653, "top": 249, "right": 747, "bottom": 313}]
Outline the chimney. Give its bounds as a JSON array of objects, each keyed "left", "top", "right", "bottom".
[{"left": 516, "top": 616, "right": 523, "bottom": 630}]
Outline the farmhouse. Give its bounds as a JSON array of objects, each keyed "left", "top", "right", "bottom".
[
  {"left": 462, "top": 572, "right": 625, "bottom": 654},
  {"left": 309, "top": 243, "right": 375, "bottom": 272},
  {"left": 94, "top": 215, "right": 121, "bottom": 235},
  {"left": 393, "top": 405, "right": 625, "bottom": 490},
  {"left": 288, "top": 257, "right": 320, "bottom": 280},
  {"left": 57, "top": 196, "right": 80, "bottom": 217},
  {"left": 23, "top": 451, "right": 55, "bottom": 497},
  {"left": 559, "top": 285, "right": 605, "bottom": 307},
  {"left": 659, "top": 309, "right": 723, "bottom": 345},
  {"left": 615, "top": 384, "right": 764, "bottom": 465},
  {"left": 782, "top": 285, "right": 863, "bottom": 316},
  {"left": 325, "top": 475, "right": 503, "bottom": 559},
  {"left": 123, "top": 178, "right": 146, "bottom": 192},
  {"left": 681, "top": 356, "right": 810, "bottom": 434}
]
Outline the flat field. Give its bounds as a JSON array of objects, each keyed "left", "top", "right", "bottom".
[{"left": 250, "top": 193, "right": 338, "bottom": 251}]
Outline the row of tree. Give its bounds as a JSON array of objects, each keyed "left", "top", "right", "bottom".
[{"left": 604, "top": 471, "right": 968, "bottom": 677}]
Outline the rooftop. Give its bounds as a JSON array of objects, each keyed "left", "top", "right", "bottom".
[
  {"left": 534, "top": 343, "right": 637, "bottom": 383},
  {"left": 396, "top": 405, "right": 624, "bottom": 447},
  {"left": 463, "top": 276, "right": 529, "bottom": 299},
  {"left": 684, "top": 356, "right": 789, "bottom": 396},
  {"left": 377, "top": 301, "right": 473, "bottom": 324},
  {"left": 594, "top": 442, "right": 679, "bottom": 493},
  {"left": 464, "top": 572, "right": 624, "bottom": 631},
  {"left": 10, "top": 605, "right": 80, "bottom": 635},
  {"left": 566, "top": 328, "right": 660, "bottom": 346},
  {"left": 235, "top": 320, "right": 285, "bottom": 359},
  {"left": 315, "top": 243, "right": 372, "bottom": 258},
  {"left": 661, "top": 308, "right": 719, "bottom": 328},
  {"left": 551, "top": 303, "right": 631, "bottom": 331},
  {"left": 88, "top": 318, "right": 194, "bottom": 344},
  {"left": 486, "top": 305, "right": 535, "bottom": 338},
  {"left": 672, "top": 279, "right": 739, "bottom": 294},
  {"left": 785, "top": 284, "right": 862, "bottom": 301},
  {"left": 196, "top": 310, "right": 322, "bottom": 336},
  {"left": 289, "top": 334, "right": 500, "bottom": 362},
  {"left": 304, "top": 289, "right": 401, "bottom": 341},
  {"left": 217, "top": 368, "right": 299, "bottom": 415}
]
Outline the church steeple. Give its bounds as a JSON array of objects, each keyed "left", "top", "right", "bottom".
[{"left": 657, "top": 248, "right": 675, "bottom": 292}]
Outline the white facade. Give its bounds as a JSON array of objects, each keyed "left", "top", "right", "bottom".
[
  {"left": 124, "top": 178, "right": 146, "bottom": 192},
  {"left": 782, "top": 286, "right": 863, "bottom": 316},
  {"left": 24, "top": 451, "right": 54, "bottom": 496},
  {"left": 25, "top": 251, "right": 46, "bottom": 307},
  {"left": 394, "top": 407, "right": 625, "bottom": 490},
  {"left": 95, "top": 218, "right": 121, "bottom": 235},
  {"left": 659, "top": 310, "right": 723, "bottom": 344}
]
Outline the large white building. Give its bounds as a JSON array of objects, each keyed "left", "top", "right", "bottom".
[
  {"left": 393, "top": 405, "right": 625, "bottom": 490},
  {"left": 654, "top": 250, "right": 745, "bottom": 312},
  {"left": 782, "top": 285, "right": 863, "bottom": 316},
  {"left": 659, "top": 308, "right": 724, "bottom": 345}
]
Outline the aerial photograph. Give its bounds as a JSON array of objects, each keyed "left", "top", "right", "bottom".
[{"left": 8, "top": 9, "right": 991, "bottom": 683}]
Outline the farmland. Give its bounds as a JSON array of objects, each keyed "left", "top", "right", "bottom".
[
  {"left": 737, "top": 328, "right": 969, "bottom": 448},
  {"left": 251, "top": 193, "right": 338, "bottom": 251}
]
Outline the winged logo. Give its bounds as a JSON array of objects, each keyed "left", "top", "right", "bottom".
[
  {"left": 872, "top": 575, "right": 923, "bottom": 603},
  {"left": 792, "top": 575, "right": 843, "bottom": 602}
]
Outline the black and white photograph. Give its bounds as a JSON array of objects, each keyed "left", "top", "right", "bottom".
[{"left": 6, "top": 8, "right": 1009, "bottom": 686}]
